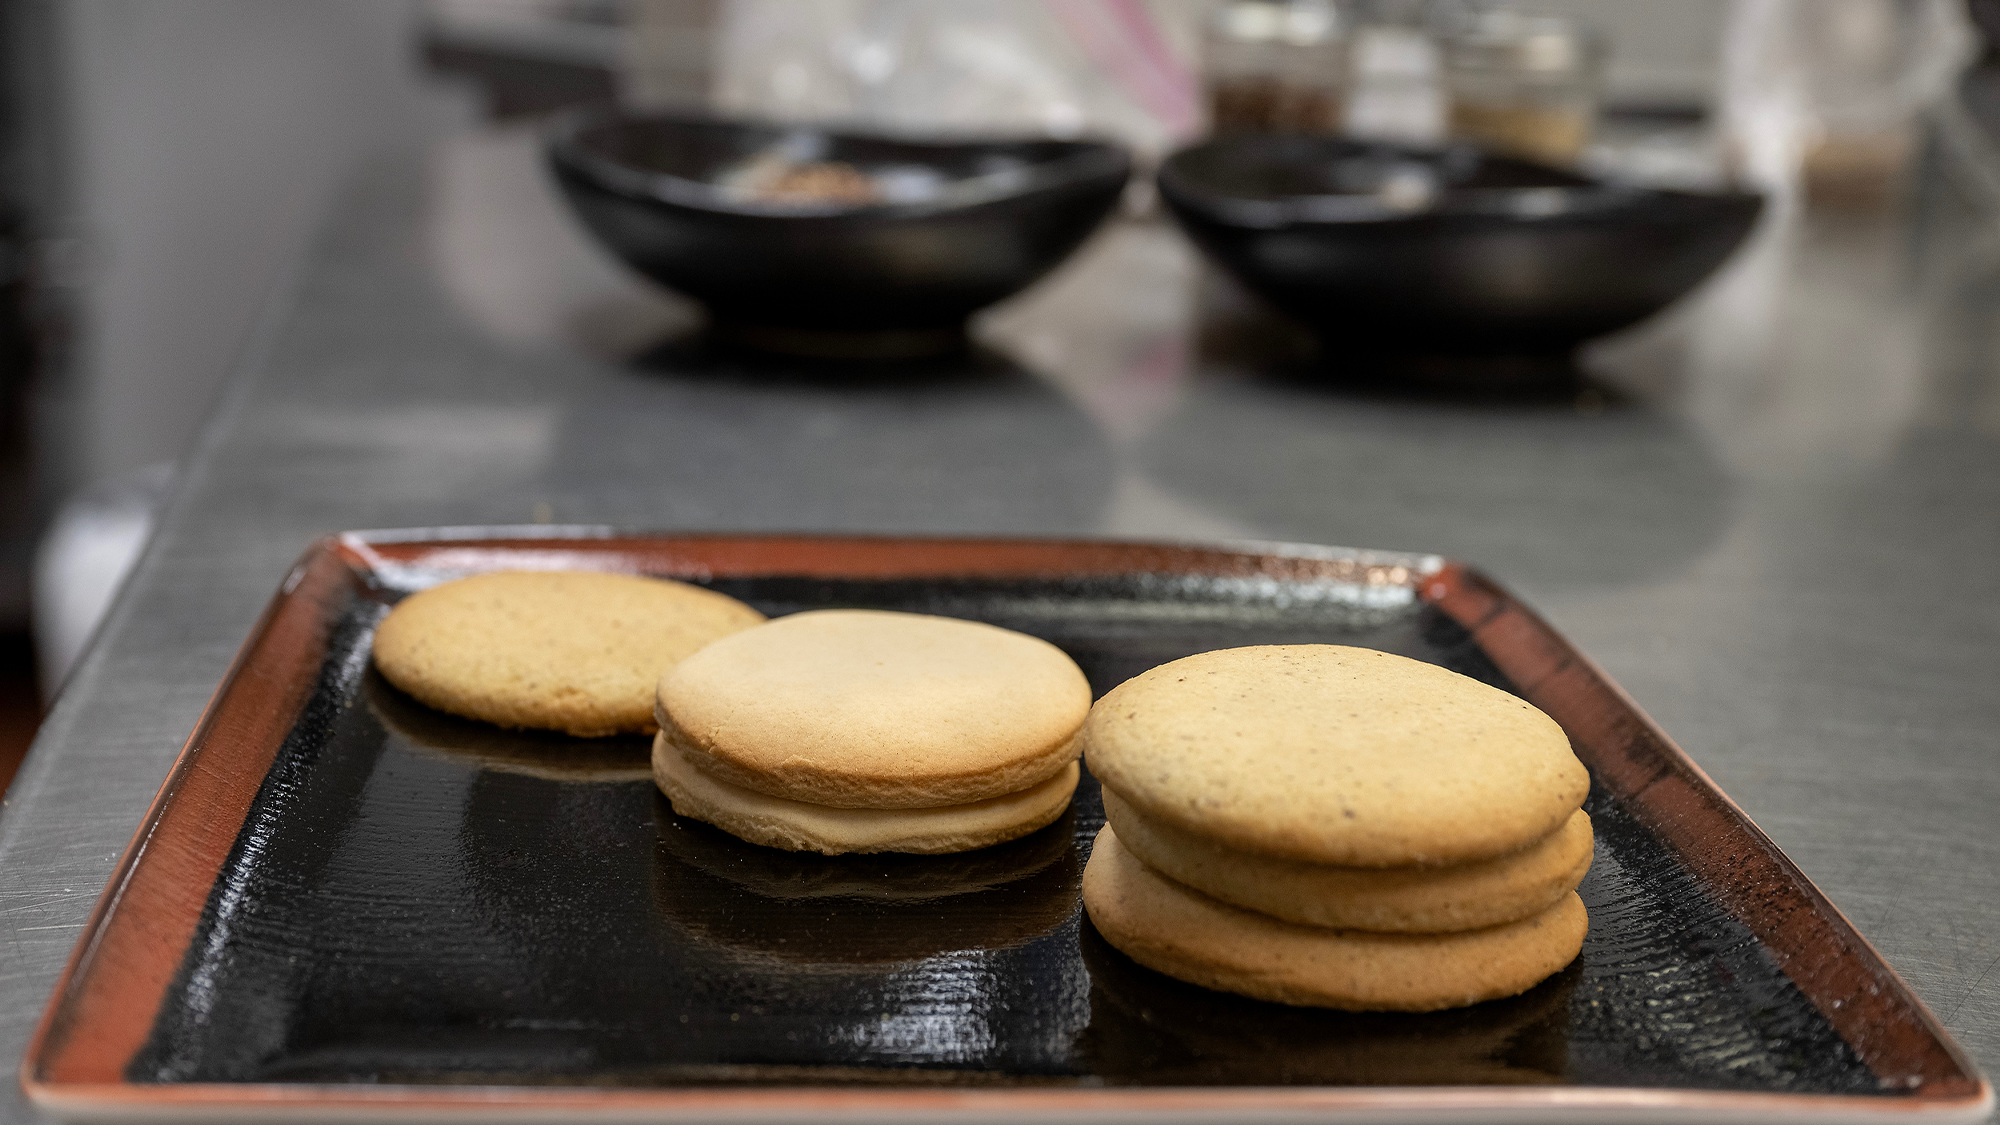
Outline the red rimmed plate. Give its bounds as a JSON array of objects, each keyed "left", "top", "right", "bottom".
[{"left": 21, "top": 530, "right": 1992, "bottom": 1123}]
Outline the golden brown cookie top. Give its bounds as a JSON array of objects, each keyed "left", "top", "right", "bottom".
[
  {"left": 371, "top": 570, "right": 765, "bottom": 737},
  {"left": 1082, "top": 645, "right": 1588, "bottom": 866},
  {"left": 657, "top": 609, "right": 1091, "bottom": 809}
]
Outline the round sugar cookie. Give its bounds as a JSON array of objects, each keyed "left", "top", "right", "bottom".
[
  {"left": 657, "top": 609, "right": 1091, "bottom": 809},
  {"left": 1104, "top": 790, "right": 1592, "bottom": 933},
  {"left": 1083, "top": 645, "right": 1588, "bottom": 866},
  {"left": 653, "top": 732, "right": 1079, "bottom": 855},
  {"left": 1082, "top": 826, "right": 1587, "bottom": 1012},
  {"left": 372, "top": 570, "right": 764, "bottom": 737}
]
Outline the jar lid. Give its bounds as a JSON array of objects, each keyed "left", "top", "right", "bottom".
[
  {"left": 1444, "top": 10, "right": 1602, "bottom": 76},
  {"left": 1212, "top": 0, "right": 1343, "bottom": 46}
]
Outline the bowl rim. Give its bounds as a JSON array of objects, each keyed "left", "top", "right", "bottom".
[
  {"left": 1157, "top": 137, "right": 1760, "bottom": 230},
  {"left": 546, "top": 106, "right": 1132, "bottom": 220}
]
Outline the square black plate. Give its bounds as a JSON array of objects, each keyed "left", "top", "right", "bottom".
[{"left": 24, "top": 532, "right": 1991, "bottom": 1123}]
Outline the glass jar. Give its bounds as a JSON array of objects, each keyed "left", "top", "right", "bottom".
[
  {"left": 1205, "top": 1, "right": 1349, "bottom": 134},
  {"left": 1441, "top": 9, "right": 1604, "bottom": 166}
]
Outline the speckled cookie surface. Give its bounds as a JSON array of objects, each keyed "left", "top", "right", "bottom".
[
  {"left": 1081, "top": 826, "right": 1587, "bottom": 1012},
  {"left": 1083, "top": 645, "right": 1589, "bottom": 866},
  {"left": 653, "top": 733, "right": 1079, "bottom": 855},
  {"left": 657, "top": 609, "right": 1092, "bottom": 809},
  {"left": 372, "top": 570, "right": 765, "bottom": 737},
  {"left": 1104, "top": 790, "right": 1592, "bottom": 933}
]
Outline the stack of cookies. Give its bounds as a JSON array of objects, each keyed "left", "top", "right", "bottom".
[
  {"left": 653, "top": 609, "right": 1093, "bottom": 855},
  {"left": 1081, "top": 645, "right": 1593, "bottom": 1012}
]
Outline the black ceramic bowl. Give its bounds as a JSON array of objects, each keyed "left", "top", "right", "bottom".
[
  {"left": 1159, "top": 136, "right": 1762, "bottom": 357},
  {"left": 548, "top": 111, "right": 1131, "bottom": 355}
]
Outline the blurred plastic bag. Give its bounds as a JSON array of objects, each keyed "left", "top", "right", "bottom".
[
  {"left": 1719, "top": 0, "right": 1974, "bottom": 204},
  {"left": 710, "top": 0, "right": 1201, "bottom": 160}
]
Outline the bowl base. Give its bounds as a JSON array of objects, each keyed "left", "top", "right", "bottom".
[
  {"left": 1318, "top": 348, "right": 1584, "bottom": 397},
  {"left": 713, "top": 320, "right": 969, "bottom": 361}
]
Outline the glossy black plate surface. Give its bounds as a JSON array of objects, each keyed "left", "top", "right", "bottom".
[{"left": 125, "top": 568, "right": 1881, "bottom": 1095}]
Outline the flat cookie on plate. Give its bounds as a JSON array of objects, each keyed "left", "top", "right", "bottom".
[{"left": 372, "top": 570, "right": 765, "bottom": 737}]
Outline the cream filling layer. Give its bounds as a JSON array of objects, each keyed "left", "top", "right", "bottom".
[{"left": 653, "top": 733, "right": 1080, "bottom": 855}]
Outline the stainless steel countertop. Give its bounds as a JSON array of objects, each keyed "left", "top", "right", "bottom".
[{"left": 2, "top": 123, "right": 1995, "bottom": 1120}]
